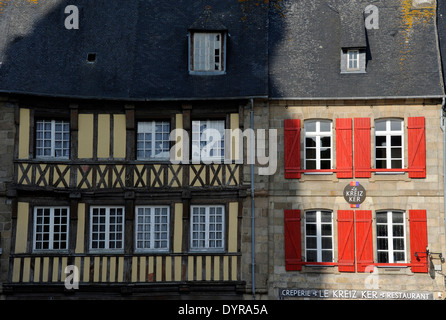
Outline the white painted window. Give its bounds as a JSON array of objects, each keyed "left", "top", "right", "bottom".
[
  {"left": 90, "top": 206, "right": 124, "bottom": 251},
  {"left": 137, "top": 121, "right": 171, "bottom": 160},
  {"left": 305, "top": 210, "right": 333, "bottom": 262},
  {"left": 304, "top": 120, "right": 333, "bottom": 171},
  {"left": 192, "top": 120, "right": 225, "bottom": 162},
  {"left": 191, "top": 32, "right": 224, "bottom": 73},
  {"left": 375, "top": 119, "right": 404, "bottom": 170},
  {"left": 33, "top": 207, "right": 69, "bottom": 251},
  {"left": 135, "top": 206, "right": 169, "bottom": 252},
  {"left": 36, "top": 120, "right": 70, "bottom": 159},
  {"left": 347, "top": 50, "right": 360, "bottom": 70},
  {"left": 376, "top": 211, "right": 407, "bottom": 263},
  {"left": 190, "top": 205, "right": 225, "bottom": 251}
]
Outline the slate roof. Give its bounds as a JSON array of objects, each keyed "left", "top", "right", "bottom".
[
  {"left": 0, "top": 0, "right": 443, "bottom": 101},
  {"left": 0, "top": 0, "right": 268, "bottom": 100},
  {"left": 268, "top": 0, "right": 443, "bottom": 99}
]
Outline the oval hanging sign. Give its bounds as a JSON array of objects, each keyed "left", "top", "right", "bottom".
[{"left": 343, "top": 182, "right": 366, "bottom": 208}]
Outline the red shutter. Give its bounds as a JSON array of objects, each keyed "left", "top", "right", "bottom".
[
  {"left": 337, "top": 210, "right": 355, "bottom": 272},
  {"left": 336, "top": 118, "right": 353, "bottom": 179},
  {"left": 355, "top": 210, "right": 374, "bottom": 272},
  {"left": 409, "top": 210, "right": 428, "bottom": 273},
  {"left": 354, "top": 118, "right": 371, "bottom": 178},
  {"left": 284, "top": 210, "right": 302, "bottom": 271},
  {"left": 408, "top": 117, "right": 426, "bottom": 178},
  {"left": 284, "top": 119, "right": 301, "bottom": 179}
]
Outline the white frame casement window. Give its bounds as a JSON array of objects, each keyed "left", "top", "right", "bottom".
[
  {"left": 375, "top": 119, "right": 404, "bottom": 171},
  {"left": 376, "top": 211, "right": 407, "bottom": 264},
  {"left": 347, "top": 50, "right": 360, "bottom": 71},
  {"left": 135, "top": 206, "right": 170, "bottom": 252},
  {"left": 137, "top": 121, "right": 171, "bottom": 160},
  {"left": 36, "top": 119, "right": 70, "bottom": 159},
  {"left": 33, "top": 207, "right": 69, "bottom": 252},
  {"left": 304, "top": 120, "right": 333, "bottom": 171},
  {"left": 190, "top": 205, "right": 225, "bottom": 252},
  {"left": 192, "top": 120, "right": 225, "bottom": 163},
  {"left": 190, "top": 32, "right": 225, "bottom": 74},
  {"left": 305, "top": 210, "right": 334, "bottom": 263},
  {"left": 90, "top": 206, "right": 125, "bottom": 251}
]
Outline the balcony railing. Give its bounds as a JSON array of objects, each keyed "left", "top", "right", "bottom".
[{"left": 14, "top": 161, "right": 242, "bottom": 191}]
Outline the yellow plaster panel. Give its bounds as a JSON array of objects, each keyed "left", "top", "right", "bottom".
[
  {"left": 113, "top": 114, "right": 126, "bottom": 159},
  {"left": 174, "top": 203, "right": 183, "bottom": 253},
  {"left": 18, "top": 108, "right": 30, "bottom": 159},
  {"left": 78, "top": 114, "right": 94, "bottom": 158},
  {"left": 15, "top": 202, "right": 29, "bottom": 254},
  {"left": 97, "top": 114, "right": 110, "bottom": 158},
  {"left": 228, "top": 202, "right": 238, "bottom": 253},
  {"left": 75, "top": 203, "right": 85, "bottom": 254}
]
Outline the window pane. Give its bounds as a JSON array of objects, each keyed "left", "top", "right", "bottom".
[
  {"left": 375, "top": 121, "right": 386, "bottom": 132},
  {"left": 305, "top": 121, "right": 316, "bottom": 132},
  {"left": 322, "top": 251, "right": 333, "bottom": 262},
  {"left": 375, "top": 147, "right": 386, "bottom": 159},
  {"left": 390, "top": 120, "right": 402, "bottom": 131},
  {"left": 376, "top": 136, "right": 387, "bottom": 147},
  {"left": 306, "top": 137, "right": 316, "bottom": 148},
  {"left": 391, "top": 136, "right": 402, "bottom": 147}
]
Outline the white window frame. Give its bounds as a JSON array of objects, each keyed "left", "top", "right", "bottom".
[
  {"left": 135, "top": 206, "right": 170, "bottom": 253},
  {"left": 376, "top": 211, "right": 407, "bottom": 264},
  {"left": 304, "top": 120, "right": 333, "bottom": 172},
  {"left": 347, "top": 50, "right": 360, "bottom": 71},
  {"left": 192, "top": 120, "right": 225, "bottom": 163},
  {"left": 190, "top": 205, "right": 225, "bottom": 252},
  {"left": 137, "top": 121, "right": 171, "bottom": 160},
  {"left": 35, "top": 119, "right": 70, "bottom": 159},
  {"left": 375, "top": 119, "right": 404, "bottom": 172},
  {"left": 33, "top": 206, "right": 70, "bottom": 252},
  {"left": 304, "top": 210, "right": 334, "bottom": 263},
  {"left": 190, "top": 32, "right": 225, "bottom": 74},
  {"left": 90, "top": 206, "right": 125, "bottom": 252}
]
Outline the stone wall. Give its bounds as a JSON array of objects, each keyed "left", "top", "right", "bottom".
[{"left": 242, "top": 99, "right": 446, "bottom": 299}]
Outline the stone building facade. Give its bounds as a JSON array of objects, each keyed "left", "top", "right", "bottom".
[{"left": 244, "top": 99, "right": 446, "bottom": 300}]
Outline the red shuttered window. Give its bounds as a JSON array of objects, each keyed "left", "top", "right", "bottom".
[
  {"left": 354, "top": 118, "right": 371, "bottom": 178},
  {"left": 407, "top": 117, "right": 426, "bottom": 178},
  {"left": 337, "top": 210, "right": 355, "bottom": 272},
  {"left": 284, "top": 119, "right": 301, "bottom": 179},
  {"left": 284, "top": 210, "right": 302, "bottom": 271},
  {"left": 409, "top": 210, "right": 428, "bottom": 273},
  {"left": 336, "top": 119, "right": 353, "bottom": 179}
]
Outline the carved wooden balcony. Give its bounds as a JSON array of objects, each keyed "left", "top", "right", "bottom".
[{"left": 14, "top": 161, "right": 242, "bottom": 192}]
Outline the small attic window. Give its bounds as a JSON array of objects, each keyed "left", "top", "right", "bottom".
[
  {"left": 87, "top": 53, "right": 97, "bottom": 63},
  {"left": 341, "top": 48, "right": 366, "bottom": 74},
  {"left": 347, "top": 50, "right": 359, "bottom": 71},
  {"left": 188, "top": 6, "right": 227, "bottom": 75},
  {"left": 190, "top": 32, "right": 226, "bottom": 74}
]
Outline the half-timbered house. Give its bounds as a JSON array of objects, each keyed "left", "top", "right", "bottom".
[{"left": 0, "top": 0, "right": 268, "bottom": 299}]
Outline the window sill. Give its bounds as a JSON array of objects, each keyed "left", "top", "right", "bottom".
[
  {"left": 340, "top": 70, "right": 367, "bottom": 74},
  {"left": 189, "top": 71, "right": 226, "bottom": 76}
]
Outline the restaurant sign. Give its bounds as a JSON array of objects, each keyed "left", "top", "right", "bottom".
[
  {"left": 279, "top": 288, "right": 433, "bottom": 300},
  {"left": 343, "top": 181, "right": 366, "bottom": 208}
]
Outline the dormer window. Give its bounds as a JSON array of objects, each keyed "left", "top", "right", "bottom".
[
  {"left": 341, "top": 48, "right": 366, "bottom": 73},
  {"left": 191, "top": 32, "right": 225, "bottom": 73},
  {"left": 347, "top": 50, "right": 359, "bottom": 71},
  {"left": 189, "top": 6, "right": 227, "bottom": 75}
]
